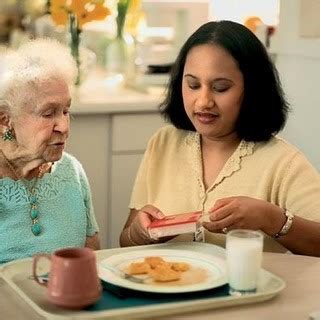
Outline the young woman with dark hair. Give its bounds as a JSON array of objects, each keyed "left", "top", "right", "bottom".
[{"left": 120, "top": 21, "right": 320, "bottom": 257}]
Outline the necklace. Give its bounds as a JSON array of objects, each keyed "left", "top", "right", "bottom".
[{"left": 0, "top": 149, "right": 47, "bottom": 236}]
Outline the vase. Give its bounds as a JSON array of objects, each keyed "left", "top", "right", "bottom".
[{"left": 105, "top": 32, "right": 135, "bottom": 87}]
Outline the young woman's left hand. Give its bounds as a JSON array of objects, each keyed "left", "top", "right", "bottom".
[{"left": 202, "top": 196, "right": 284, "bottom": 234}]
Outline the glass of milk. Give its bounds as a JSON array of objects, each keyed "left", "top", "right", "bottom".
[{"left": 226, "top": 229, "right": 263, "bottom": 296}]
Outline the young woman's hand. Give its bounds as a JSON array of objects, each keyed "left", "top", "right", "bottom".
[
  {"left": 128, "top": 205, "right": 165, "bottom": 245},
  {"left": 202, "top": 196, "right": 285, "bottom": 235}
]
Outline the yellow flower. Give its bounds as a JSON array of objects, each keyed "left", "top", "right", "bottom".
[
  {"left": 70, "top": 0, "right": 111, "bottom": 29},
  {"left": 50, "top": 0, "right": 70, "bottom": 26},
  {"left": 50, "top": 0, "right": 111, "bottom": 29},
  {"left": 128, "top": 0, "right": 140, "bottom": 13},
  {"left": 125, "top": 0, "right": 143, "bottom": 36},
  {"left": 70, "top": 0, "right": 93, "bottom": 18}
]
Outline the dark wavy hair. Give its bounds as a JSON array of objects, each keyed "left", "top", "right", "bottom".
[{"left": 160, "top": 20, "right": 290, "bottom": 142}]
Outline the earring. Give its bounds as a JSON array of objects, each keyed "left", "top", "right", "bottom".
[{"left": 2, "top": 128, "right": 14, "bottom": 141}]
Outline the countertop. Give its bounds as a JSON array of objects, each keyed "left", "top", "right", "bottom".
[{"left": 71, "top": 70, "right": 166, "bottom": 114}]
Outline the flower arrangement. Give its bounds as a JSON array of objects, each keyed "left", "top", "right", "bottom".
[
  {"left": 104, "top": 0, "right": 143, "bottom": 82},
  {"left": 50, "top": 0, "right": 111, "bottom": 85}
]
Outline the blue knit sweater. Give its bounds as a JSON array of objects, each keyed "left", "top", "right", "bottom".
[{"left": 0, "top": 152, "right": 99, "bottom": 264}]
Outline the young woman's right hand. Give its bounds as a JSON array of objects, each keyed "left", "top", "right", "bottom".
[{"left": 127, "top": 205, "right": 165, "bottom": 245}]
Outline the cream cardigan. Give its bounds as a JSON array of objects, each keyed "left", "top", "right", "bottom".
[{"left": 130, "top": 125, "right": 320, "bottom": 252}]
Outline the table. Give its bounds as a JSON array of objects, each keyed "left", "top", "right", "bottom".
[
  {"left": 1, "top": 251, "right": 319, "bottom": 320},
  {"left": 159, "top": 252, "right": 320, "bottom": 320}
]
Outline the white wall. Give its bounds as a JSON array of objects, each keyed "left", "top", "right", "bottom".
[
  {"left": 276, "top": 54, "right": 320, "bottom": 171},
  {"left": 210, "top": 0, "right": 279, "bottom": 25},
  {"left": 272, "top": 0, "right": 320, "bottom": 171}
]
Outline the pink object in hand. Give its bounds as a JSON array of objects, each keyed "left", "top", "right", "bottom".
[
  {"left": 148, "top": 211, "right": 202, "bottom": 239},
  {"left": 32, "top": 247, "right": 102, "bottom": 309}
]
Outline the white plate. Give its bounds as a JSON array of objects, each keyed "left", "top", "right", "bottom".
[{"left": 98, "top": 249, "right": 227, "bottom": 293}]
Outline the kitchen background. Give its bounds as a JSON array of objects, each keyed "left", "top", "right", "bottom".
[{"left": 0, "top": 0, "right": 319, "bottom": 248}]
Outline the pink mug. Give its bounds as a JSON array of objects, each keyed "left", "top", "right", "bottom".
[{"left": 33, "top": 247, "right": 102, "bottom": 309}]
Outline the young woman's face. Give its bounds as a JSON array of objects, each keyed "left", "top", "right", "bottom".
[
  {"left": 12, "top": 78, "right": 71, "bottom": 163},
  {"left": 182, "top": 44, "right": 244, "bottom": 142}
]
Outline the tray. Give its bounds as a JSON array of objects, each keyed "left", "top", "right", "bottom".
[{"left": 0, "top": 242, "right": 285, "bottom": 319}]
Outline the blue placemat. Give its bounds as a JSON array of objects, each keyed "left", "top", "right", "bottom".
[{"left": 86, "top": 280, "right": 230, "bottom": 311}]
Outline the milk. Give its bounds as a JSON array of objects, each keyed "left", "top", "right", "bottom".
[{"left": 226, "top": 234, "right": 263, "bottom": 292}]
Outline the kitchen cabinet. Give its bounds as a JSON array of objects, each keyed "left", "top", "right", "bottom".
[{"left": 109, "top": 114, "right": 165, "bottom": 247}]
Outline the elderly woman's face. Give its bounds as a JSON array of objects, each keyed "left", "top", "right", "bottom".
[
  {"left": 182, "top": 44, "right": 244, "bottom": 142},
  {"left": 12, "top": 78, "right": 71, "bottom": 163}
]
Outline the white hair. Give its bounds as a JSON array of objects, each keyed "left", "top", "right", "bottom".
[{"left": 0, "top": 38, "right": 77, "bottom": 114}]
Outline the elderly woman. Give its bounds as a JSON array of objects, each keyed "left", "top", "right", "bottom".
[
  {"left": 0, "top": 39, "right": 100, "bottom": 264},
  {"left": 120, "top": 21, "right": 320, "bottom": 257}
]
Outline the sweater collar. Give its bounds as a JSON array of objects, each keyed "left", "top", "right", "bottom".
[{"left": 185, "top": 131, "right": 255, "bottom": 191}]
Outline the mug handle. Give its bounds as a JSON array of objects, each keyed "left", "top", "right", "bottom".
[{"left": 32, "top": 253, "right": 51, "bottom": 287}]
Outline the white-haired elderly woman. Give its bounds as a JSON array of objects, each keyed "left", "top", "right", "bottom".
[{"left": 0, "top": 39, "right": 100, "bottom": 264}]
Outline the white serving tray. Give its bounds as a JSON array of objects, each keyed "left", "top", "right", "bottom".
[{"left": 0, "top": 242, "right": 285, "bottom": 319}]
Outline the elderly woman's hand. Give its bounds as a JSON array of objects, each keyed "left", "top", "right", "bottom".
[
  {"left": 127, "top": 205, "right": 165, "bottom": 245},
  {"left": 202, "top": 196, "right": 285, "bottom": 235}
]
